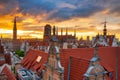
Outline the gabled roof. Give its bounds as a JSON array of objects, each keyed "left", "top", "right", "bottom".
[
  {"left": 1, "top": 65, "right": 16, "bottom": 80},
  {"left": 21, "top": 49, "right": 48, "bottom": 73},
  {"left": 22, "top": 47, "right": 120, "bottom": 80},
  {"left": 60, "top": 47, "right": 120, "bottom": 80},
  {"left": 69, "top": 56, "right": 89, "bottom": 80}
]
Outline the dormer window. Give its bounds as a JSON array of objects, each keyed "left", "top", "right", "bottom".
[{"left": 36, "top": 56, "right": 42, "bottom": 63}]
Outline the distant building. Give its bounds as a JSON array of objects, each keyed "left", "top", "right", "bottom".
[
  {"left": 0, "top": 39, "right": 11, "bottom": 66},
  {"left": 43, "top": 24, "right": 52, "bottom": 42},
  {"left": 0, "top": 40, "right": 4, "bottom": 54},
  {"left": 0, "top": 39, "right": 15, "bottom": 80},
  {"left": 92, "top": 21, "right": 119, "bottom": 47},
  {"left": 43, "top": 24, "right": 77, "bottom": 48},
  {"left": 13, "top": 17, "right": 17, "bottom": 40},
  {"left": 12, "top": 17, "right": 21, "bottom": 51}
]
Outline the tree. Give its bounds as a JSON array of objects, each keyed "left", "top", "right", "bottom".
[{"left": 15, "top": 50, "right": 24, "bottom": 57}]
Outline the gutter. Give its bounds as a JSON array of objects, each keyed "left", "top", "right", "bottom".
[
  {"left": 68, "top": 57, "right": 72, "bottom": 80},
  {"left": 116, "top": 47, "right": 118, "bottom": 80}
]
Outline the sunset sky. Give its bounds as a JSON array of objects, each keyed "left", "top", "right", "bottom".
[{"left": 0, "top": 0, "right": 120, "bottom": 39}]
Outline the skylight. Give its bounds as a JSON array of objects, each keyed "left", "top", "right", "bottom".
[{"left": 36, "top": 56, "right": 42, "bottom": 63}]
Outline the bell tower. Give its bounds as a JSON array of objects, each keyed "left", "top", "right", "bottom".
[{"left": 43, "top": 24, "right": 52, "bottom": 42}]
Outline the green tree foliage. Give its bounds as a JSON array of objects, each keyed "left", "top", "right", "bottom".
[{"left": 15, "top": 50, "right": 24, "bottom": 57}]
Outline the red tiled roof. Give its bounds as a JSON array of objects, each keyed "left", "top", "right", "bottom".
[
  {"left": 21, "top": 50, "right": 48, "bottom": 73},
  {"left": 60, "top": 47, "right": 120, "bottom": 80},
  {"left": 22, "top": 47, "right": 120, "bottom": 80},
  {"left": 69, "top": 57, "right": 89, "bottom": 80},
  {"left": 1, "top": 66, "right": 16, "bottom": 80}
]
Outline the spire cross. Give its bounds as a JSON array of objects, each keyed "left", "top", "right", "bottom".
[{"left": 104, "top": 20, "right": 107, "bottom": 28}]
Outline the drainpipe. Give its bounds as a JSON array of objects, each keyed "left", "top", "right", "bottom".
[
  {"left": 116, "top": 47, "right": 118, "bottom": 80},
  {"left": 68, "top": 57, "right": 72, "bottom": 80}
]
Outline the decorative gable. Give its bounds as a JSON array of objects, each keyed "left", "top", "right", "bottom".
[
  {"left": 84, "top": 46, "right": 107, "bottom": 80},
  {"left": 43, "top": 36, "right": 64, "bottom": 80}
]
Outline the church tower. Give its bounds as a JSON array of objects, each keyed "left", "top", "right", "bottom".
[
  {"left": 44, "top": 24, "right": 51, "bottom": 37},
  {"left": 53, "top": 26, "right": 56, "bottom": 35},
  {"left": 103, "top": 21, "right": 107, "bottom": 36},
  {"left": 43, "top": 36, "right": 64, "bottom": 80},
  {"left": 43, "top": 24, "right": 52, "bottom": 42},
  {"left": 0, "top": 39, "right": 4, "bottom": 54},
  {"left": 13, "top": 17, "right": 17, "bottom": 40},
  {"left": 13, "top": 17, "right": 21, "bottom": 51}
]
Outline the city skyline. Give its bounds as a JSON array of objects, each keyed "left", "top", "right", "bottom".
[{"left": 0, "top": 0, "right": 120, "bottom": 39}]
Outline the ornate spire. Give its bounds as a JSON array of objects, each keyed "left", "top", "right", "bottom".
[
  {"left": 13, "top": 17, "right": 17, "bottom": 40},
  {"left": 103, "top": 20, "right": 107, "bottom": 36}
]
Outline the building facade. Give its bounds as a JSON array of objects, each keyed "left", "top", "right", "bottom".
[
  {"left": 84, "top": 46, "right": 107, "bottom": 80},
  {"left": 43, "top": 36, "right": 64, "bottom": 80}
]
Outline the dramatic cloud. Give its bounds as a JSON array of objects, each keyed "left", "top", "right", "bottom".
[
  {"left": 0, "top": 0, "right": 120, "bottom": 39},
  {"left": 0, "top": 0, "right": 120, "bottom": 21}
]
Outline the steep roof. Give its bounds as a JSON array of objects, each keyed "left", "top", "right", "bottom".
[
  {"left": 60, "top": 47, "right": 120, "bottom": 80},
  {"left": 1, "top": 65, "right": 16, "bottom": 80},
  {"left": 21, "top": 49, "right": 48, "bottom": 73},
  {"left": 21, "top": 47, "right": 120, "bottom": 80}
]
